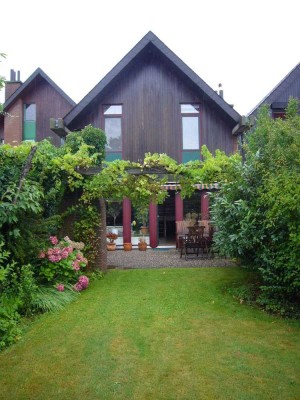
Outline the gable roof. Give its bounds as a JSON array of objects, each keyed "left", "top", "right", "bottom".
[
  {"left": 248, "top": 62, "right": 300, "bottom": 116},
  {"left": 64, "top": 31, "right": 240, "bottom": 126},
  {"left": 4, "top": 68, "right": 76, "bottom": 110}
]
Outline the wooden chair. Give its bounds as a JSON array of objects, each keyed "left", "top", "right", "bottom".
[
  {"left": 176, "top": 221, "right": 188, "bottom": 249},
  {"left": 183, "top": 234, "right": 199, "bottom": 259}
]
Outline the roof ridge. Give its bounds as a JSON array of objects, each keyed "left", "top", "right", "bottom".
[{"left": 64, "top": 32, "right": 240, "bottom": 126}]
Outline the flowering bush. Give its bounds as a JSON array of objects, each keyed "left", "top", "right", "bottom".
[
  {"left": 74, "top": 275, "right": 89, "bottom": 291},
  {"left": 38, "top": 236, "right": 88, "bottom": 285}
]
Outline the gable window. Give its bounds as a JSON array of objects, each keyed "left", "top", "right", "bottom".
[
  {"left": 181, "top": 104, "right": 200, "bottom": 162},
  {"left": 104, "top": 105, "right": 122, "bottom": 160},
  {"left": 23, "top": 104, "right": 36, "bottom": 141}
]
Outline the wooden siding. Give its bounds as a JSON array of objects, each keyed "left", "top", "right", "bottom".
[
  {"left": 275, "top": 74, "right": 300, "bottom": 103},
  {"left": 22, "top": 77, "right": 74, "bottom": 146},
  {"left": 71, "top": 52, "right": 236, "bottom": 162}
]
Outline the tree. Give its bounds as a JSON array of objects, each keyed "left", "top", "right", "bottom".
[{"left": 211, "top": 98, "right": 300, "bottom": 316}]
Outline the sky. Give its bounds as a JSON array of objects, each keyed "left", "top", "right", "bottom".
[{"left": 1, "top": 0, "right": 299, "bottom": 115}]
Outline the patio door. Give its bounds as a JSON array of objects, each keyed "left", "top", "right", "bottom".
[{"left": 157, "top": 191, "right": 176, "bottom": 244}]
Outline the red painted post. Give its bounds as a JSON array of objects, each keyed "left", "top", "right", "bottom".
[
  {"left": 149, "top": 202, "right": 158, "bottom": 248},
  {"left": 175, "top": 192, "right": 184, "bottom": 222},
  {"left": 123, "top": 198, "right": 132, "bottom": 244},
  {"left": 201, "top": 191, "right": 210, "bottom": 220}
]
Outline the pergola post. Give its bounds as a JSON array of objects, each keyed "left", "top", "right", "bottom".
[
  {"left": 149, "top": 202, "right": 158, "bottom": 248},
  {"left": 201, "top": 190, "right": 210, "bottom": 220},
  {"left": 175, "top": 192, "right": 184, "bottom": 222},
  {"left": 123, "top": 198, "right": 132, "bottom": 244}
]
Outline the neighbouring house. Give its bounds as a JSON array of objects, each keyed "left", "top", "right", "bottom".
[
  {"left": 60, "top": 31, "right": 241, "bottom": 247},
  {"left": 233, "top": 62, "right": 300, "bottom": 162},
  {"left": 249, "top": 62, "right": 300, "bottom": 119},
  {"left": 1, "top": 68, "right": 75, "bottom": 146}
]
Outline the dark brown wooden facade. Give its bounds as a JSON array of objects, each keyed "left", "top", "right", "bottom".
[
  {"left": 65, "top": 33, "right": 240, "bottom": 163},
  {"left": 3, "top": 68, "right": 75, "bottom": 146}
]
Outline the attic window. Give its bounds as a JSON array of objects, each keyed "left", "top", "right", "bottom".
[
  {"left": 181, "top": 104, "right": 200, "bottom": 114},
  {"left": 181, "top": 104, "right": 200, "bottom": 150},
  {"left": 104, "top": 105, "right": 122, "bottom": 115},
  {"left": 104, "top": 104, "right": 122, "bottom": 153}
]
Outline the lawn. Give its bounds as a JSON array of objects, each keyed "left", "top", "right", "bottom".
[{"left": 0, "top": 267, "right": 299, "bottom": 400}]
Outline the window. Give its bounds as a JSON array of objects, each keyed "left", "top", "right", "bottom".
[
  {"left": 181, "top": 104, "right": 200, "bottom": 162},
  {"left": 23, "top": 104, "right": 36, "bottom": 141},
  {"left": 104, "top": 105, "right": 122, "bottom": 153},
  {"left": 272, "top": 110, "right": 286, "bottom": 119}
]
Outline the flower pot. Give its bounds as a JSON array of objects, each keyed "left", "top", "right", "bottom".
[
  {"left": 123, "top": 243, "right": 132, "bottom": 251},
  {"left": 107, "top": 243, "right": 116, "bottom": 251},
  {"left": 138, "top": 242, "right": 147, "bottom": 251},
  {"left": 140, "top": 226, "right": 149, "bottom": 235}
]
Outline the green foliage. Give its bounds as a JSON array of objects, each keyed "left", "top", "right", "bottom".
[
  {"left": 0, "top": 243, "right": 38, "bottom": 349},
  {"left": 211, "top": 98, "right": 300, "bottom": 316},
  {"left": 65, "top": 124, "right": 106, "bottom": 165},
  {"left": 0, "top": 303, "right": 21, "bottom": 350}
]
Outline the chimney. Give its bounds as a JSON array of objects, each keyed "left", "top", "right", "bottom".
[
  {"left": 218, "top": 83, "right": 224, "bottom": 99},
  {"left": 5, "top": 69, "right": 22, "bottom": 101}
]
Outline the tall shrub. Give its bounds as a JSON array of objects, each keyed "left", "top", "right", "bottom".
[{"left": 211, "top": 99, "right": 300, "bottom": 315}]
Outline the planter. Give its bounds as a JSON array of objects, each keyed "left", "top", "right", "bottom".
[
  {"left": 138, "top": 242, "right": 147, "bottom": 251},
  {"left": 107, "top": 242, "right": 116, "bottom": 251},
  {"left": 123, "top": 243, "right": 132, "bottom": 251},
  {"left": 140, "top": 226, "right": 149, "bottom": 235}
]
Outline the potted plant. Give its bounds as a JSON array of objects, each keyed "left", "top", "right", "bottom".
[
  {"left": 138, "top": 237, "right": 147, "bottom": 251},
  {"left": 135, "top": 206, "right": 149, "bottom": 235},
  {"left": 106, "top": 232, "right": 118, "bottom": 251}
]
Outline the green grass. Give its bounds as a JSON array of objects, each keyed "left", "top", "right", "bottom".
[{"left": 1, "top": 267, "right": 300, "bottom": 400}]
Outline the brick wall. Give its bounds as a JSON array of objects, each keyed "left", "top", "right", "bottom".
[
  {"left": 5, "top": 82, "right": 22, "bottom": 101},
  {"left": 4, "top": 99, "right": 23, "bottom": 145}
]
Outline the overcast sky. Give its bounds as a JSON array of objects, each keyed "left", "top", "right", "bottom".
[{"left": 1, "top": 0, "right": 299, "bottom": 115}]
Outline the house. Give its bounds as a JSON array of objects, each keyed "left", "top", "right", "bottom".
[
  {"left": 232, "top": 62, "right": 300, "bottom": 162},
  {"left": 61, "top": 31, "right": 241, "bottom": 247},
  {"left": 248, "top": 62, "right": 300, "bottom": 119},
  {"left": 2, "top": 32, "right": 241, "bottom": 247},
  {"left": 1, "top": 68, "right": 75, "bottom": 146}
]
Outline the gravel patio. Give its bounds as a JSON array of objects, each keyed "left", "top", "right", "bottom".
[{"left": 107, "top": 248, "right": 236, "bottom": 269}]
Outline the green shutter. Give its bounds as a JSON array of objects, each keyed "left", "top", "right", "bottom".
[
  {"left": 182, "top": 151, "right": 200, "bottom": 163},
  {"left": 23, "top": 121, "right": 36, "bottom": 141},
  {"left": 105, "top": 152, "right": 122, "bottom": 162}
]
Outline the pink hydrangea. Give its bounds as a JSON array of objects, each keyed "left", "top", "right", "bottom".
[
  {"left": 74, "top": 282, "right": 83, "bottom": 291},
  {"left": 76, "top": 252, "right": 88, "bottom": 265},
  {"left": 78, "top": 275, "right": 89, "bottom": 288},
  {"left": 56, "top": 284, "right": 65, "bottom": 292},
  {"left": 74, "top": 275, "right": 89, "bottom": 291},
  {"left": 61, "top": 249, "right": 69, "bottom": 259},
  {"left": 39, "top": 251, "right": 46, "bottom": 259},
  {"left": 72, "top": 260, "right": 81, "bottom": 271},
  {"left": 49, "top": 236, "right": 59, "bottom": 245}
]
